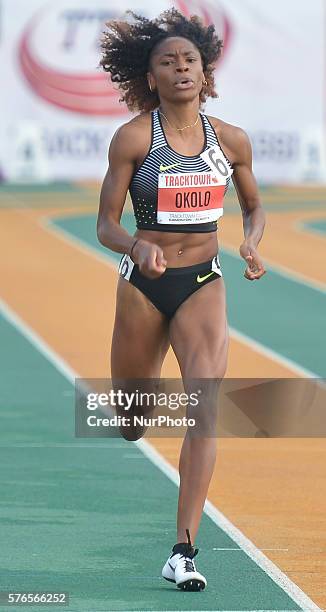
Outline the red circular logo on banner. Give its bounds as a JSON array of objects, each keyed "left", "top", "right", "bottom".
[{"left": 18, "top": 1, "right": 231, "bottom": 116}]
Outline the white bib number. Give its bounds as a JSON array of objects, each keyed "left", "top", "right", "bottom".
[{"left": 200, "top": 145, "right": 233, "bottom": 181}]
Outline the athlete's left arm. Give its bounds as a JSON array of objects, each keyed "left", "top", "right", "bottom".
[{"left": 231, "top": 127, "right": 266, "bottom": 281}]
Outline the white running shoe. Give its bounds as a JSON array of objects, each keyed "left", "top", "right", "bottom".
[{"left": 162, "top": 529, "right": 207, "bottom": 591}]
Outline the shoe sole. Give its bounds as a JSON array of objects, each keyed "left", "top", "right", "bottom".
[{"left": 177, "top": 578, "right": 206, "bottom": 591}]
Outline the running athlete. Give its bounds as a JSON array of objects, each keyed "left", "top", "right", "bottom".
[{"left": 97, "top": 9, "right": 266, "bottom": 592}]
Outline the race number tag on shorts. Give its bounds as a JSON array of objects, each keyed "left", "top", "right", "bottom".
[
  {"left": 157, "top": 172, "right": 225, "bottom": 225},
  {"left": 118, "top": 254, "right": 134, "bottom": 280}
]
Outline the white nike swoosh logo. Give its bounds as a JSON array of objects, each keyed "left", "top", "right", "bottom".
[{"left": 159, "top": 163, "right": 182, "bottom": 172}]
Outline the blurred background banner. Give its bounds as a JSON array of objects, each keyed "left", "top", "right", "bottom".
[{"left": 0, "top": 0, "right": 325, "bottom": 183}]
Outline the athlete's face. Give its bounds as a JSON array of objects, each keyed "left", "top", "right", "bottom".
[{"left": 148, "top": 37, "right": 205, "bottom": 103}]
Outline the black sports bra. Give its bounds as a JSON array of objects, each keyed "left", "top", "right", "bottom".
[{"left": 129, "top": 109, "right": 233, "bottom": 233}]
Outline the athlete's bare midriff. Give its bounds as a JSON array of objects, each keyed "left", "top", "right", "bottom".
[{"left": 134, "top": 228, "right": 219, "bottom": 267}]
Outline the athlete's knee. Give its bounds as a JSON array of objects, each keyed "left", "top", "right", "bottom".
[
  {"left": 211, "top": 353, "right": 228, "bottom": 379},
  {"left": 182, "top": 327, "right": 229, "bottom": 378},
  {"left": 210, "top": 332, "right": 229, "bottom": 378},
  {"left": 182, "top": 353, "right": 228, "bottom": 379},
  {"left": 180, "top": 377, "right": 221, "bottom": 436}
]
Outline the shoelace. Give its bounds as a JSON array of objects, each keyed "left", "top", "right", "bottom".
[{"left": 184, "top": 557, "right": 196, "bottom": 572}]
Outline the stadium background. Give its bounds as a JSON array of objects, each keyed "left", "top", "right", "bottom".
[{"left": 0, "top": 1, "right": 325, "bottom": 611}]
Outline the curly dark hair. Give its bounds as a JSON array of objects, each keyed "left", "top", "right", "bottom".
[{"left": 100, "top": 8, "right": 223, "bottom": 112}]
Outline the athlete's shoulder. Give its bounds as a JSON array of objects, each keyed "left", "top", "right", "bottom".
[
  {"left": 108, "top": 112, "right": 152, "bottom": 160},
  {"left": 206, "top": 115, "right": 251, "bottom": 164},
  {"left": 112, "top": 112, "right": 151, "bottom": 141}
]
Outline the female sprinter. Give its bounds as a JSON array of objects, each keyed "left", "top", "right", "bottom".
[{"left": 97, "top": 8, "right": 266, "bottom": 592}]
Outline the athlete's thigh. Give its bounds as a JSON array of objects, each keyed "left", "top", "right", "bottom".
[
  {"left": 169, "top": 277, "right": 229, "bottom": 378},
  {"left": 111, "top": 276, "right": 170, "bottom": 378}
]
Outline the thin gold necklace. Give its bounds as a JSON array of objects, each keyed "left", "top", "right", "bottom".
[{"left": 159, "top": 109, "right": 200, "bottom": 132}]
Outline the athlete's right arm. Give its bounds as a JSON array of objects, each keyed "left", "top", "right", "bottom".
[
  {"left": 97, "top": 123, "right": 141, "bottom": 254},
  {"left": 97, "top": 123, "right": 167, "bottom": 278}
]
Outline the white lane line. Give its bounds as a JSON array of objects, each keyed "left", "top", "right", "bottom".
[
  {"left": 212, "top": 548, "right": 289, "bottom": 552},
  {"left": 136, "top": 437, "right": 322, "bottom": 612},
  {"left": 0, "top": 298, "right": 78, "bottom": 383},
  {"left": 0, "top": 297, "right": 322, "bottom": 612},
  {"left": 229, "top": 327, "right": 324, "bottom": 380},
  {"left": 42, "top": 213, "right": 323, "bottom": 378},
  {"left": 42, "top": 214, "right": 112, "bottom": 268}
]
